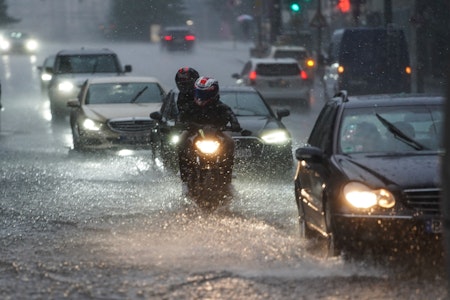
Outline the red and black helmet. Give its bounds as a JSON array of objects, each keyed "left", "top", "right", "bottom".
[
  {"left": 194, "top": 76, "right": 219, "bottom": 107},
  {"left": 175, "top": 67, "right": 199, "bottom": 93}
]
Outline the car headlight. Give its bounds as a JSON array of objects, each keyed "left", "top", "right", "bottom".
[
  {"left": 41, "top": 73, "right": 52, "bottom": 82},
  {"left": 261, "top": 130, "right": 290, "bottom": 144},
  {"left": 82, "top": 119, "right": 101, "bottom": 131},
  {"left": 0, "top": 40, "right": 10, "bottom": 50},
  {"left": 58, "top": 81, "right": 75, "bottom": 93},
  {"left": 195, "top": 139, "right": 220, "bottom": 154},
  {"left": 343, "top": 182, "right": 395, "bottom": 209},
  {"left": 25, "top": 39, "right": 38, "bottom": 51},
  {"left": 169, "top": 134, "right": 180, "bottom": 145}
]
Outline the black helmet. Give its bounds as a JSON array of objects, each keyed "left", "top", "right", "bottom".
[
  {"left": 175, "top": 67, "right": 199, "bottom": 94},
  {"left": 194, "top": 76, "right": 219, "bottom": 107}
]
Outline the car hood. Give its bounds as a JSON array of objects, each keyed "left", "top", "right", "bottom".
[
  {"left": 82, "top": 103, "right": 162, "bottom": 121},
  {"left": 54, "top": 73, "right": 125, "bottom": 85},
  {"left": 336, "top": 153, "right": 440, "bottom": 188},
  {"left": 231, "top": 115, "right": 288, "bottom": 137}
]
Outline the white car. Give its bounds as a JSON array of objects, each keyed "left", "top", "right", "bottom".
[
  {"left": 67, "top": 76, "right": 167, "bottom": 151},
  {"left": 265, "top": 45, "right": 316, "bottom": 81},
  {"left": 232, "top": 58, "right": 312, "bottom": 108}
]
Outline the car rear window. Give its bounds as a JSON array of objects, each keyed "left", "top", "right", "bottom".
[
  {"left": 273, "top": 50, "right": 307, "bottom": 60},
  {"left": 255, "top": 63, "right": 300, "bottom": 76}
]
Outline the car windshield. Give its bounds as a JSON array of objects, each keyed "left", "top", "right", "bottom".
[
  {"left": 55, "top": 54, "right": 119, "bottom": 74},
  {"left": 255, "top": 63, "right": 300, "bottom": 76},
  {"left": 220, "top": 91, "right": 271, "bottom": 116},
  {"left": 86, "top": 82, "right": 164, "bottom": 104},
  {"left": 339, "top": 105, "right": 443, "bottom": 154}
]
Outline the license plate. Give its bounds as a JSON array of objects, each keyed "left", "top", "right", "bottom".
[
  {"left": 425, "top": 219, "right": 442, "bottom": 233},
  {"left": 120, "top": 135, "right": 150, "bottom": 143},
  {"left": 235, "top": 148, "right": 252, "bottom": 158}
]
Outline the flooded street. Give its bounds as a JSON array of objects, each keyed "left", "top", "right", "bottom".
[{"left": 0, "top": 40, "right": 448, "bottom": 299}]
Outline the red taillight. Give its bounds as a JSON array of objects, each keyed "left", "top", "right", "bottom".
[
  {"left": 249, "top": 70, "right": 257, "bottom": 81},
  {"left": 164, "top": 35, "right": 173, "bottom": 41},
  {"left": 300, "top": 70, "right": 308, "bottom": 80},
  {"left": 185, "top": 35, "right": 196, "bottom": 41}
]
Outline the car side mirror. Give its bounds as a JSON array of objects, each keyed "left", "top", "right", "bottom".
[
  {"left": 124, "top": 65, "right": 132, "bottom": 73},
  {"left": 150, "top": 111, "right": 162, "bottom": 121},
  {"left": 67, "top": 100, "right": 80, "bottom": 108},
  {"left": 295, "top": 146, "right": 323, "bottom": 163},
  {"left": 231, "top": 73, "right": 240, "bottom": 79},
  {"left": 276, "top": 108, "right": 290, "bottom": 120},
  {"left": 44, "top": 67, "right": 53, "bottom": 74}
]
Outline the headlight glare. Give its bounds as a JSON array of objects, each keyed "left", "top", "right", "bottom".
[
  {"left": 343, "top": 182, "right": 395, "bottom": 209},
  {"left": 170, "top": 134, "right": 180, "bottom": 145},
  {"left": 82, "top": 119, "right": 101, "bottom": 131},
  {"left": 58, "top": 81, "right": 74, "bottom": 92},
  {"left": 26, "top": 39, "right": 38, "bottom": 51},
  {"left": 195, "top": 139, "right": 220, "bottom": 154},
  {"left": 261, "top": 130, "right": 289, "bottom": 144}
]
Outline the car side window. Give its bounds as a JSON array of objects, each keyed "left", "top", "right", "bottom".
[{"left": 308, "top": 102, "right": 338, "bottom": 151}]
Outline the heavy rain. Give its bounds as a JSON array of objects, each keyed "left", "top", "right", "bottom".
[{"left": 0, "top": 0, "right": 449, "bottom": 299}]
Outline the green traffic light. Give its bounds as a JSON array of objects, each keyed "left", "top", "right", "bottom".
[{"left": 290, "top": 3, "right": 300, "bottom": 12}]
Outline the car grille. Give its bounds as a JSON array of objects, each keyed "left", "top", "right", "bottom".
[
  {"left": 403, "top": 188, "right": 441, "bottom": 216},
  {"left": 108, "top": 119, "right": 155, "bottom": 133}
]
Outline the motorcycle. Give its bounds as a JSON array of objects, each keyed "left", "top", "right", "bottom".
[{"left": 180, "top": 123, "right": 250, "bottom": 210}]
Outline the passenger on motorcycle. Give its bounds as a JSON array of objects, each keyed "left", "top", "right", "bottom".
[{"left": 178, "top": 76, "right": 241, "bottom": 183}]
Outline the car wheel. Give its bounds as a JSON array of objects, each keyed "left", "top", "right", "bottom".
[
  {"left": 72, "top": 124, "right": 85, "bottom": 151},
  {"left": 324, "top": 199, "right": 342, "bottom": 257},
  {"left": 295, "top": 183, "right": 315, "bottom": 239}
]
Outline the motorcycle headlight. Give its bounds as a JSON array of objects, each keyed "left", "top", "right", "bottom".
[
  {"left": 195, "top": 139, "right": 220, "bottom": 154},
  {"left": 343, "top": 182, "right": 395, "bottom": 209},
  {"left": 261, "top": 130, "right": 290, "bottom": 144},
  {"left": 82, "top": 119, "right": 101, "bottom": 131},
  {"left": 58, "top": 81, "right": 75, "bottom": 93},
  {"left": 25, "top": 39, "right": 38, "bottom": 51}
]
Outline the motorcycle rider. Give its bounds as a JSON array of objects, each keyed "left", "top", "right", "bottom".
[
  {"left": 174, "top": 67, "right": 199, "bottom": 122},
  {"left": 179, "top": 76, "right": 241, "bottom": 184}
]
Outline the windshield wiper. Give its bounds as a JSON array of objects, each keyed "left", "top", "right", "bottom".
[
  {"left": 130, "top": 86, "right": 148, "bottom": 103},
  {"left": 375, "top": 113, "right": 428, "bottom": 150}
]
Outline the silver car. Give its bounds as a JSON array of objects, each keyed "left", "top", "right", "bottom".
[
  {"left": 232, "top": 58, "right": 312, "bottom": 109},
  {"left": 67, "top": 76, "right": 166, "bottom": 151}
]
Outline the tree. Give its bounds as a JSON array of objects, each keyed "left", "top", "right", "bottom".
[
  {"left": 0, "top": 0, "right": 19, "bottom": 26},
  {"left": 109, "top": 0, "right": 188, "bottom": 40}
]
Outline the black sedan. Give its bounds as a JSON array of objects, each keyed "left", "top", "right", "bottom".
[
  {"left": 160, "top": 26, "right": 196, "bottom": 52},
  {"left": 151, "top": 86, "right": 293, "bottom": 176},
  {"left": 294, "top": 91, "right": 443, "bottom": 256}
]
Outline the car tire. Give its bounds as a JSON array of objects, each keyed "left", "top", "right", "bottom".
[
  {"left": 324, "top": 199, "right": 342, "bottom": 257},
  {"left": 72, "top": 124, "right": 85, "bottom": 151}
]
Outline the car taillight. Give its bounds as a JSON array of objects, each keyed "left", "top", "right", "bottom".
[
  {"left": 164, "top": 35, "right": 173, "bottom": 41},
  {"left": 405, "top": 66, "right": 412, "bottom": 74},
  {"left": 249, "top": 70, "right": 257, "bottom": 81},
  {"left": 185, "top": 35, "right": 196, "bottom": 41},
  {"left": 300, "top": 70, "right": 308, "bottom": 80}
]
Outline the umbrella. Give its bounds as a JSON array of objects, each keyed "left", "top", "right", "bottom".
[{"left": 237, "top": 14, "right": 253, "bottom": 22}]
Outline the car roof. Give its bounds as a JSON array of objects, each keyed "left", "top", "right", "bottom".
[
  {"left": 163, "top": 26, "right": 192, "bottom": 32},
  {"left": 56, "top": 48, "right": 117, "bottom": 56},
  {"left": 333, "top": 92, "right": 444, "bottom": 108},
  {"left": 220, "top": 86, "right": 258, "bottom": 93},
  {"left": 86, "top": 76, "right": 162, "bottom": 84},
  {"left": 249, "top": 57, "right": 299, "bottom": 64},
  {"left": 270, "top": 45, "right": 308, "bottom": 51}
]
